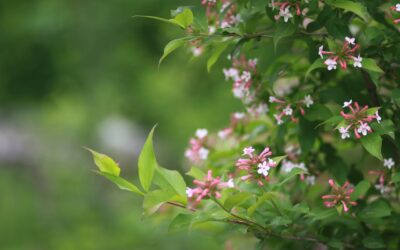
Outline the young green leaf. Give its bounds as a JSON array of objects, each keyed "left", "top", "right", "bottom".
[
  {"left": 271, "top": 155, "right": 286, "bottom": 166},
  {"left": 350, "top": 180, "right": 370, "bottom": 200},
  {"left": 173, "top": 8, "right": 193, "bottom": 29},
  {"left": 305, "top": 58, "right": 325, "bottom": 79},
  {"left": 138, "top": 125, "right": 158, "bottom": 192},
  {"left": 86, "top": 148, "right": 120, "bottom": 176},
  {"left": 224, "top": 192, "right": 253, "bottom": 211},
  {"left": 159, "top": 37, "right": 192, "bottom": 65},
  {"left": 278, "top": 168, "right": 308, "bottom": 186},
  {"left": 207, "top": 42, "right": 230, "bottom": 72},
  {"left": 96, "top": 171, "right": 144, "bottom": 195},
  {"left": 169, "top": 213, "right": 194, "bottom": 232},
  {"left": 186, "top": 166, "right": 206, "bottom": 180},
  {"left": 362, "top": 58, "right": 384, "bottom": 74},
  {"left": 143, "top": 189, "right": 176, "bottom": 216},
  {"left": 358, "top": 200, "right": 391, "bottom": 220},
  {"left": 360, "top": 133, "right": 383, "bottom": 160},
  {"left": 325, "top": 0, "right": 369, "bottom": 21},
  {"left": 154, "top": 166, "right": 187, "bottom": 202}
]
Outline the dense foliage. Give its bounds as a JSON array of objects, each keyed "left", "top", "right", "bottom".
[{"left": 89, "top": 0, "right": 400, "bottom": 249}]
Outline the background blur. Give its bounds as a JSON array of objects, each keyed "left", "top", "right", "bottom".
[{"left": 0, "top": 1, "right": 242, "bottom": 249}]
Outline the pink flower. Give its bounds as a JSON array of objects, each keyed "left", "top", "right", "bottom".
[
  {"left": 186, "top": 170, "right": 233, "bottom": 204},
  {"left": 322, "top": 179, "right": 357, "bottom": 212},
  {"left": 269, "top": 95, "right": 312, "bottom": 125},
  {"left": 318, "top": 38, "right": 362, "bottom": 71},
  {"left": 338, "top": 101, "right": 380, "bottom": 139},
  {"left": 236, "top": 146, "right": 277, "bottom": 186}
]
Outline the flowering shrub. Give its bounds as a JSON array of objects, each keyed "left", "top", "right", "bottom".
[{"left": 88, "top": 0, "right": 400, "bottom": 249}]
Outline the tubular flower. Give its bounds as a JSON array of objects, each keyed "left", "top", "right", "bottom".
[
  {"left": 337, "top": 100, "right": 381, "bottom": 139},
  {"left": 270, "top": 0, "right": 306, "bottom": 23},
  {"left": 185, "top": 129, "right": 210, "bottom": 164},
  {"left": 322, "top": 179, "right": 357, "bottom": 212},
  {"left": 269, "top": 95, "right": 314, "bottom": 125},
  {"left": 318, "top": 37, "right": 363, "bottom": 70},
  {"left": 236, "top": 146, "right": 277, "bottom": 186},
  {"left": 186, "top": 170, "right": 234, "bottom": 204},
  {"left": 390, "top": 4, "right": 400, "bottom": 24},
  {"left": 223, "top": 55, "right": 259, "bottom": 104},
  {"left": 201, "top": 0, "right": 240, "bottom": 31}
]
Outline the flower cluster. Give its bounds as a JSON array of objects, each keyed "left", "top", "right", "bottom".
[
  {"left": 322, "top": 179, "right": 357, "bottom": 212},
  {"left": 390, "top": 3, "right": 400, "bottom": 24},
  {"left": 201, "top": 0, "right": 241, "bottom": 32},
  {"left": 185, "top": 129, "right": 210, "bottom": 164},
  {"left": 270, "top": 0, "right": 307, "bottom": 23},
  {"left": 369, "top": 158, "right": 396, "bottom": 194},
  {"left": 319, "top": 37, "right": 362, "bottom": 71},
  {"left": 186, "top": 170, "right": 234, "bottom": 204},
  {"left": 236, "top": 146, "right": 277, "bottom": 186},
  {"left": 337, "top": 100, "right": 381, "bottom": 139},
  {"left": 269, "top": 95, "right": 314, "bottom": 125},
  {"left": 223, "top": 55, "right": 259, "bottom": 104}
]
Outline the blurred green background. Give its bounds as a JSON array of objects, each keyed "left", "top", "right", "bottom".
[{"left": 0, "top": 1, "right": 242, "bottom": 249}]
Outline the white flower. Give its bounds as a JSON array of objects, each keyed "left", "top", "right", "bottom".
[
  {"left": 396, "top": 3, "right": 400, "bottom": 12},
  {"left": 279, "top": 7, "right": 293, "bottom": 23},
  {"left": 218, "top": 128, "right": 231, "bottom": 139},
  {"left": 248, "top": 58, "right": 258, "bottom": 67},
  {"left": 303, "top": 95, "right": 314, "bottom": 108},
  {"left": 232, "top": 84, "right": 247, "bottom": 99},
  {"left": 227, "top": 178, "right": 235, "bottom": 188},
  {"left": 306, "top": 175, "right": 316, "bottom": 185},
  {"left": 318, "top": 45, "right": 324, "bottom": 58},
  {"left": 186, "top": 187, "right": 194, "bottom": 198},
  {"left": 345, "top": 37, "right": 356, "bottom": 45},
  {"left": 198, "top": 147, "right": 209, "bottom": 160},
  {"left": 234, "top": 112, "right": 245, "bottom": 120},
  {"left": 223, "top": 68, "right": 239, "bottom": 81},
  {"left": 353, "top": 55, "right": 362, "bottom": 68},
  {"left": 274, "top": 114, "right": 283, "bottom": 125},
  {"left": 383, "top": 158, "right": 395, "bottom": 169},
  {"left": 195, "top": 129, "right": 208, "bottom": 139},
  {"left": 243, "top": 146, "right": 255, "bottom": 156},
  {"left": 268, "top": 158, "right": 277, "bottom": 167},
  {"left": 283, "top": 106, "right": 293, "bottom": 116},
  {"left": 339, "top": 127, "right": 350, "bottom": 139},
  {"left": 240, "top": 71, "right": 252, "bottom": 82},
  {"left": 208, "top": 25, "right": 216, "bottom": 34},
  {"left": 324, "top": 58, "right": 337, "bottom": 70},
  {"left": 357, "top": 123, "right": 370, "bottom": 136},
  {"left": 343, "top": 99, "right": 352, "bottom": 108},
  {"left": 375, "top": 111, "right": 382, "bottom": 123},
  {"left": 192, "top": 47, "right": 203, "bottom": 57},
  {"left": 256, "top": 103, "right": 269, "bottom": 114},
  {"left": 257, "top": 161, "right": 271, "bottom": 176}
]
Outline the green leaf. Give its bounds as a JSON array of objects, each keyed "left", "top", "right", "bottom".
[
  {"left": 224, "top": 192, "right": 253, "bottom": 211},
  {"left": 278, "top": 168, "right": 307, "bottom": 186},
  {"left": 138, "top": 126, "right": 158, "bottom": 192},
  {"left": 317, "top": 115, "right": 344, "bottom": 128},
  {"left": 360, "top": 133, "right": 383, "bottom": 160},
  {"left": 271, "top": 155, "right": 287, "bottom": 166},
  {"left": 96, "top": 171, "right": 144, "bottom": 195},
  {"left": 169, "top": 213, "right": 193, "bottom": 232},
  {"left": 358, "top": 200, "right": 391, "bottom": 220},
  {"left": 248, "top": 192, "right": 279, "bottom": 216},
  {"left": 186, "top": 167, "right": 206, "bottom": 180},
  {"left": 159, "top": 37, "right": 191, "bottom": 65},
  {"left": 304, "top": 104, "right": 333, "bottom": 121},
  {"left": 273, "top": 22, "right": 297, "bottom": 50},
  {"left": 391, "top": 89, "right": 400, "bottom": 105},
  {"left": 207, "top": 42, "right": 230, "bottom": 72},
  {"left": 362, "top": 235, "right": 386, "bottom": 249},
  {"left": 392, "top": 173, "right": 400, "bottom": 183},
  {"left": 350, "top": 180, "right": 370, "bottom": 200},
  {"left": 325, "top": 0, "right": 369, "bottom": 21},
  {"left": 143, "top": 189, "right": 176, "bottom": 216},
  {"left": 311, "top": 208, "right": 338, "bottom": 221},
  {"left": 299, "top": 118, "right": 317, "bottom": 155},
  {"left": 154, "top": 166, "right": 187, "bottom": 202},
  {"left": 305, "top": 58, "right": 325, "bottom": 79},
  {"left": 86, "top": 148, "right": 120, "bottom": 176},
  {"left": 362, "top": 58, "right": 384, "bottom": 74},
  {"left": 133, "top": 15, "right": 182, "bottom": 28},
  {"left": 173, "top": 8, "right": 193, "bottom": 29}
]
